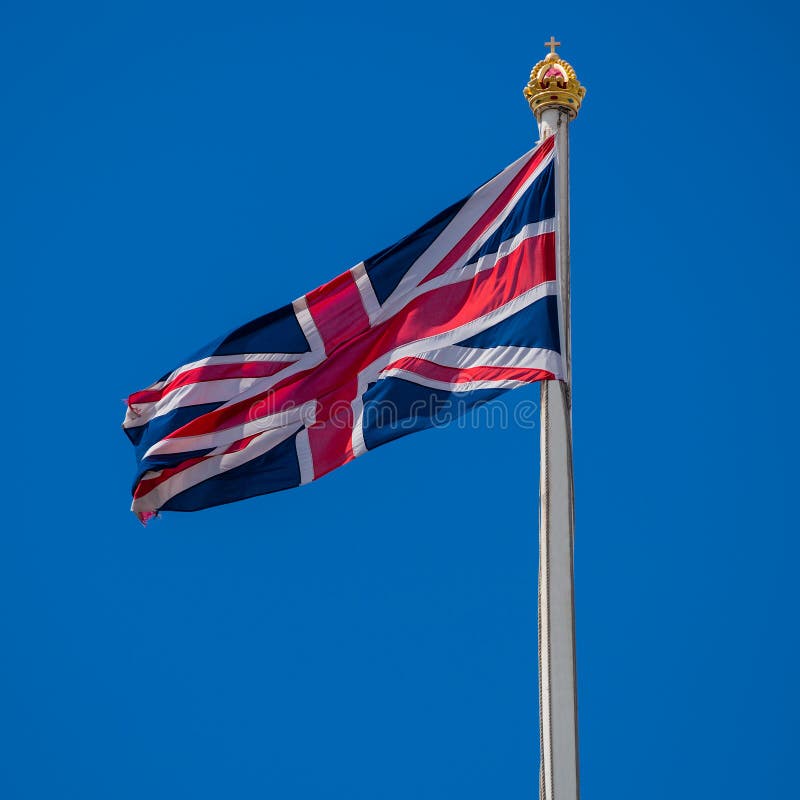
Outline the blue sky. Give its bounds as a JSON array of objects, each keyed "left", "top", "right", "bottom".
[{"left": 2, "top": 1, "right": 797, "bottom": 798}]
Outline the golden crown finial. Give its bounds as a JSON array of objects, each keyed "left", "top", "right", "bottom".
[{"left": 523, "top": 37, "right": 586, "bottom": 119}]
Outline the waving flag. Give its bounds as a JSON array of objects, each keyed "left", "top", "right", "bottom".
[{"left": 123, "top": 135, "right": 561, "bottom": 521}]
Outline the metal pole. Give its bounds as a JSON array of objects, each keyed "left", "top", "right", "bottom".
[
  {"left": 537, "top": 105, "right": 579, "bottom": 800},
  {"left": 533, "top": 93, "right": 581, "bottom": 800},
  {"left": 525, "top": 42, "right": 585, "bottom": 798}
]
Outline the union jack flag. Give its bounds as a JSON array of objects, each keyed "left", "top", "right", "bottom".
[{"left": 124, "top": 135, "right": 562, "bottom": 522}]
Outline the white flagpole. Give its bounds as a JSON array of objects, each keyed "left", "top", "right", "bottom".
[{"left": 524, "top": 38, "right": 585, "bottom": 800}]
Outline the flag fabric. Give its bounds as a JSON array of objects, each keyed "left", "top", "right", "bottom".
[{"left": 123, "top": 135, "right": 562, "bottom": 522}]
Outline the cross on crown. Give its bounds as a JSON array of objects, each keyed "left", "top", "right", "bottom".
[{"left": 545, "top": 36, "right": 561, "bottom": 55}]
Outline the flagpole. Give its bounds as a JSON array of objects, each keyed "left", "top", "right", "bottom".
[{"left": 524, "top": 39, "right": 586, "bottom": 800}]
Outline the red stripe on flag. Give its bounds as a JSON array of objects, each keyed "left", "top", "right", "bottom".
[
  {"left": 306, "top": 378, "right": 360, "bottom": 479},
  {"left": 224, "top": 432, "right": 263, "bottom": 454},
  {"left": 420, "top": 135, "right": 554, "bottom": 284},
  {"left": 379, "top": 233, "right": 555, "bottom": 347},
  {"left": 384, "top": 358, "right": 554, "bottom": 385},
  {"left": 134, "top": 431, "right": 266, "bottom": 499},
  {"left": 129, "top": 360, "right": 292, "bottom": 406},
  {"left": 134, "top": 456, "right": 209, "bottom": 498},
  {"left": 305, "top": 270, "right": 370, "bottom": 356}
]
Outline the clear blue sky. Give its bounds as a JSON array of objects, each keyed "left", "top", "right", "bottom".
[{"left": 2, "top": 1, "right": 797, "bottom": 798}]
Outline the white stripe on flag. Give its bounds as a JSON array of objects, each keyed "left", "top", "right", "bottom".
[
  {"left": 377, "top": 146, "right": 555, "bottom": 321},
  {"left": 132, "top": 423, "right": 303, "bottom": 517}
]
